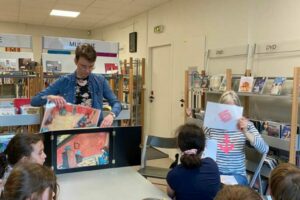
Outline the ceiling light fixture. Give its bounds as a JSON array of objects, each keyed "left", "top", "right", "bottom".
[{"left": 50, "top": 9, "right": 80, "bottom": 18}]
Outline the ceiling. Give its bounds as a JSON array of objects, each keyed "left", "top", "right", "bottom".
[{"left": 0, "top": 0, "right": 170, "bottom": 30}]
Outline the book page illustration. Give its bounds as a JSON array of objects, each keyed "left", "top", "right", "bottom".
[{"left": 40, "top": 103, "right": 101, "bottom": 133}]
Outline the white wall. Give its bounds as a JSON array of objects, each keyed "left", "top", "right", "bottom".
[
  {"left": 0, "top": 22, "right": 90, "bottom": 62},
  {"left": 92, "top": 0, "right": 300, "bottom": 134},
  {"left": 92, "top": 13, "right": 148, "bottom": 59}
]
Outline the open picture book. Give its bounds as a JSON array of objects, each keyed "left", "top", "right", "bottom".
[{"left": 40, "top": 102, "right": 101, "bottom": 133}]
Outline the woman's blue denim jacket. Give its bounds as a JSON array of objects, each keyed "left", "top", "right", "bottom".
[{"left": 31, "top": 72, "right": 122, "bottom": 122}]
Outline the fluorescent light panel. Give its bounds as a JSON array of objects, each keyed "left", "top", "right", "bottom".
[{"left": 50, "top": 9, "right": 80, "bottom": 18}]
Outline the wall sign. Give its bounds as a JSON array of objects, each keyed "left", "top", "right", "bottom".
[
  {"left": 42, "top": 36, "right": 119, "bottom": 53},
  {"left": 0, "top": 34, "right": 32, "bottom": 48}
]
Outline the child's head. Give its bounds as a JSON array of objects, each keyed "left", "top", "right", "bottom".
[
  {"left": 269, "top": 163, "right": 300, "bottom": 200},
  {"left": 176, "top": 124, "right": 205, "bottom": 169},
  {"left": 0, "top": 133, "right": 46, "bottom": 178},
  {"left": 3, "top": 162, "right": 57, "bottom": 200},
  {"left": 214, "top": 185, "right": 262, "bottom": 200},
  {"left": 219, "top": 90, "right": 241, "bottom": 106}
]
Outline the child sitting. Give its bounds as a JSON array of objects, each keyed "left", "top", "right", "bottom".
[
  {"left": 2, "top": 162, "right": 57, "bottom": 200},
  {"left": 269, "top": 163, "right": 300, "bottom": 200},
  {"left": 0, "top": 133, "right": 46, "bottom": 183},
  {"left": 167, "top": 124, "right": 221, "bottom": 200}
]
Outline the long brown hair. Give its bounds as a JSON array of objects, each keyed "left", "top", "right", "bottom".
[
  {"left": 3, "top": 162, "right": 57, "bottom": 200},
  {"left": 176, "top": 124, "right": 206, "bottom": 169},
  {"left": 270, "top": 163, "right": 300, "bottom": 200},
  {"left": 0, "top": 133, "right": 43, "bottom": 178}
]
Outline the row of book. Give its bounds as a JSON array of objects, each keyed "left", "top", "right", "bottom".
[
  {"left": 250, "top": 119, "right": 296, "bottom": 140},
  {"left": 192, "top": 75, "right": 287, "bottom": 95}
]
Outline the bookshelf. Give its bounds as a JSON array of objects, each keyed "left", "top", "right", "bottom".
[
  {"left": 186, "top": 67, "right": 300, "bottom": 164},
  {"left": 0, "top": 66, "right": 42, "bottom": 133},
  {"left": 115, "top": 57, "right": 145, "bottom": 128}
]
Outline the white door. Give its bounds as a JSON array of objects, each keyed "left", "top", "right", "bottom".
[{"left": 148, "top": 44, "right": 173, "bottom": 138}]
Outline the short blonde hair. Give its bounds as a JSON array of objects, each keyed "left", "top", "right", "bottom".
[{"left": 219, "top": 90, "right": 241, "bottom": 106}]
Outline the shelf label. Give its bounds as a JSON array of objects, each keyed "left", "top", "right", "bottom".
[
  {"left": 255, "top": 40, "right": 300, "bottom": 54},
  {"left": 208, "top": 45, "right": 248, "bottom": 58}
]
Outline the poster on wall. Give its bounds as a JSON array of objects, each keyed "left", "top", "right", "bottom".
[
  {"left": 46, "top": 60, "right": 62, "bottom": 72},
  {"left": 0, "top": 59, "right": 17, "bottom": 71}
]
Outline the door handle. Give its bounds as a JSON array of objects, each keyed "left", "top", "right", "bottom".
[
  {"left": 149, "top": 90, "right": 155, "bottom": 103},
  {"left": 180, "top": 99, "right": 185, "bottom": 107}
]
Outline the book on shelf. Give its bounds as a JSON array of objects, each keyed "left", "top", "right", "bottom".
[
  {"left": 219, "top": 76, "right": 227, "bottom": 92},
  {"left": 209, "top": 75, "right": 223, "bottom": 91},
  {"left": 280, "top": 124, "right": 291, "bottom": 140},
  {"left": 232, "top": 78, "right": 240, "bottom": 92},
  {"left": 40, "top": 103, "right": 101, "bottom": 133},
  {"left": 252, "top": 77, "right": 267, "bottom": 94},
  {"left": 260, "top": 121, "right": 268, "bottom": 135},
  {"left": 201, "top": 75, "right": 210, "bottom": 90},
  {"left": 238, "top": 76, "right": 254, "bottom": 93},
  {"left": 192, "top": 74, "right": 201, "bottom": 89},
  {"left": 266, "top": 121, "right": 281, "bottom": 138},
  {"left": 270, "top": 77, "right": 286, "bottom": 95}
]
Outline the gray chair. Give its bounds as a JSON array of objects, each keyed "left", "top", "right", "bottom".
[
  {"left": 245, "top": 145, "right": 269, "bottom": 195},
  {"left": 138, "top": 135, "right": 178, "bottom": 179}
]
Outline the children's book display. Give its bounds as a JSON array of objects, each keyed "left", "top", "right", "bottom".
[
  {"left": 190, "top": 74, "right": 288, "bottom": 96},
  {"left": 238, "top": 76, "right": 254, "bottom": 93},
  {"left": 40, "top": 103, "right": 101, "bottom": 133}
]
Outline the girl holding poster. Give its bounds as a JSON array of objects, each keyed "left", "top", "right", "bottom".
[{"left": 204, "top": 90, "right": 269, "bottom": 185}]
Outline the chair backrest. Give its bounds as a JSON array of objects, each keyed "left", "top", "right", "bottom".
[
  {"left": 245, "top": 145, "right": 267, "bottom": 195},
  {"left": 141, "top": 135, "right": 177, "bottom": 168}
]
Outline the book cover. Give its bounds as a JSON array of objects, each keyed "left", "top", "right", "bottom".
[
  {"left": 201, "top": 75, "right": 210, "bottom": 89},
  {"left": 266, "top": 121, "right": 281, "bottom": 138},
  {"left": 281, "top": 124, "right": 291, "bottom": 140},
  {"left": 40, "top": 103, "right": 101, "bottom": 133},
  {"left": 270, "top": 77, "right": 286, "bottom": 95},
  {"left": 192, "top": 72, "right": 201, "bottom": 89},
  {"left": 209, "top": 75, "right": 223, "bottom": 91},
  {"left": 260, "top": 121, "right": 269, "bottom": 135},
  {"left": 219, "top": 76, "right": 227, "bottom": 92},
  {"left": 232, "top": 78, "right": 240, "bottom": 92},
  {"left": 238, "top": 76, "right": 254, "bottom": 93},
  {"left": 252, "top": 77, "right": 267, "bottom": 94}
]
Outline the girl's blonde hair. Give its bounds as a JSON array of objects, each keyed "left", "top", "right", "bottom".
[{"left": 219, "top": 90, "right": 241, "bottom": 106}]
